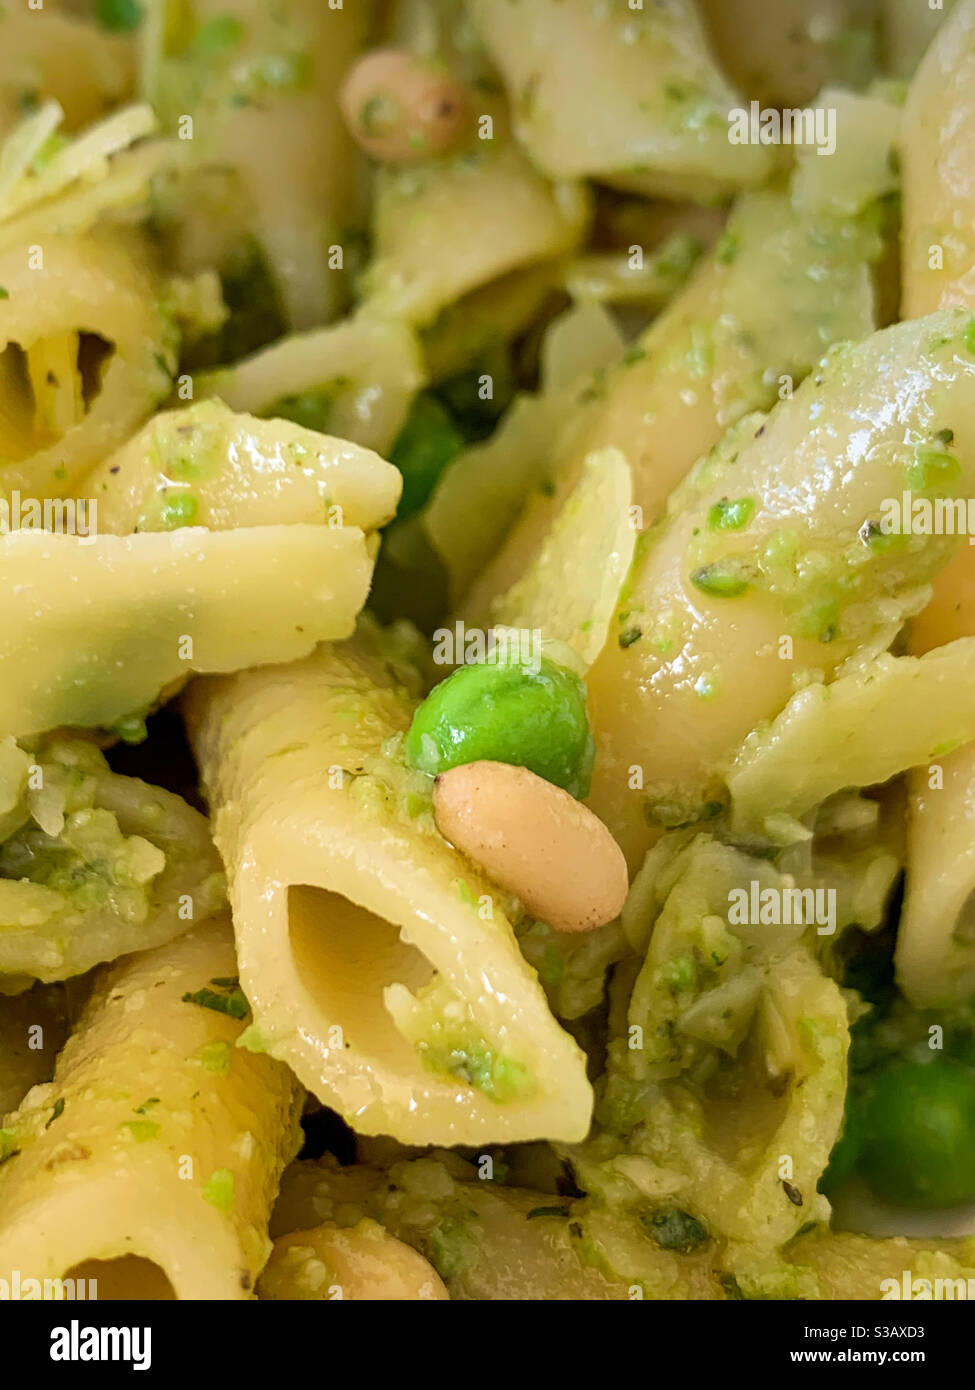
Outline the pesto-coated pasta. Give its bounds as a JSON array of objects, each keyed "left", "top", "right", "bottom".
[
  {"left": 0, "top": 920, "right": 303, "bottom": 1299},
  {"left": 2, "top": 0, "right": 975, "bottom": 1313}
]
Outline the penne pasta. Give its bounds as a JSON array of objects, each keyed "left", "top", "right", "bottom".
[{"left": 0, "top": 919, "right": 304, "bottom": 1300}]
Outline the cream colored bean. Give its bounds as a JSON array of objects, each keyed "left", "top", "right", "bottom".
[
  {"left": 433, "top": 760, "right": 629, "bottom": 933},
  {"left": 339, "top": 49, "right": 470, "bottom": 165},
  {"left": 257, "top": 1220, "right": 448, "bottom": 1301}
]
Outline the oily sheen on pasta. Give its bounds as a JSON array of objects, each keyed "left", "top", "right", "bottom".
[
  {"left": 3, "top": 0, "right": 975, "bottom": 1310},
  {"left": 184, "top": 632, "right": 592, "bottom": 1146}
]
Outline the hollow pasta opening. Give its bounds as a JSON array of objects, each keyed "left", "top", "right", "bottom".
[
  {"left": 0, "top": 331, "right": 115, "bottom": 462},
  {"left": 62, "top": 1256, "right": 177, "bottom": 1300},
  {"left": 288, "top": 884, "right": 436, "bottom": 1073}
]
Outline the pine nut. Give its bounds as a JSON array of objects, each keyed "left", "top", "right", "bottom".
[
  {"left": 433, "top": 760, "right": 629, "bottom": 933},
  {"left": 339, "top": 49, "right": 470, "bottom": 165}
]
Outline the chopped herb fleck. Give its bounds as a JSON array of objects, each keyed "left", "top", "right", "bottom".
[
  {"left": 45, "top": 1098, "right": 65, "bottom": 1129},
  {"left": 122, "top": 1119, "right": 161, "bottom": 1142},
  {"left": 160, "top": 494, "right": 199, "bottom": 530},
  {"left": 690, "top": 561, "right": 751, "bottom": 598},
  {"left": 192, "top": 14, "right": 244, "bottom": 54},
  {"left": 198, "top": 1040, "right": 232, "bottom": 1074},
  {"left": 905, "top": 444, "right": 960, "bottom": 492},
  {"left": 182, "top": 984, "right": 250, "bottom": 1020},
  {"left": 619, "top": 627, "right": 642, "bottom": 649},
  {"left": 527, "top": 1205, "right": 571, "bottom": 1220},
  {"left": 643, "top": 1207, "right": 710, "bottom": 1252},
  {"left": 708, "top": 497, "right": 755, "bottom": 531},
  {"left": 715, "top": 231, "right": 740, "bottom": 265},
  {"left": 202, "top": 1167, "right": 235, "bottom": 1211}
]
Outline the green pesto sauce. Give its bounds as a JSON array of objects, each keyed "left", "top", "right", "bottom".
[
  {"left": 201, "top": 1167, "right": 235, "bottom": 1212},
  {"left": 418, "top": 1036, "right": 530, "bottom": 1104},
  {"left": 264, "top": 380, "right": 350, "bottom": 434}
]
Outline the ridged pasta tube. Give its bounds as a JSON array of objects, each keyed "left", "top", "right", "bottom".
[
  {"left": 0, "top": 919, "right": 304, "bottom": 1299},
  {"left": 185, "top": 633, "right": 593, "bottom": 1147},
  {"left": 586, "top": 309, "right": 975, "bottom": 866}
]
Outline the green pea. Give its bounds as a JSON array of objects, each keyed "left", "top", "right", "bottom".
[
  {"left": 96, "top": 0, "right": 144, "bottom": 32},
  {"left": 404, "top": 655, "right": 594, "bottom": 798},
  {"left": 857, "top": 1059, "right": 975, "bottom": 1209},
  {"left": 818, "top": 1091, "right": 861, "bottom": 1194},
  {"left": 389, "top": 394, "right": 464, "bottom": 518}
]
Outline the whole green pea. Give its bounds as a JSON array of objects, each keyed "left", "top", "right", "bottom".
[
  {"left": 857, "top": 1059, "right": 975, "bottom": 1209},
  {"left": 819, "top": 1090, "right": 861, "bottom": 1195},
  {"left": 404, "top": 654, "right": 595, "bottom": 798}
]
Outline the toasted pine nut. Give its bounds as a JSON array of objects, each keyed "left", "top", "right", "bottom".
[
  {"left": 339, "top": 49, "right": 470, "bottom": 165},
  {"left": 258, "top": 1220, "right": 449, "bottom": 1301},
  {"left": 433, "top": 761, "right": 629, "bottom": 933}
]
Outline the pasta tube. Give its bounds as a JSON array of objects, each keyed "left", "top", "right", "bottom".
[
  {"left": 0, "top": 402, "right": 399, "bottom": 739},
  {"left": 469, "top": 0, "right": 772, "bottom": 201},
  {"left": 258, "top": 1222, "right": 448, "bottom": 1301},
  {"left": 197, "top": 314, "right": 425, "bottom": 456},
  {"left": 896, "top": 0, "right": 975, "bottom": 1007},
  {"left": 359, "top": 140, "right": 589, "bottom": 329},
  {"left": 0, "top": 735, "right": 225, "bottom": 983},
  {"left": 0, "top": 983, "right": 69, "bottom": 1118},
  {"left": 0, "top": 919, "right": 304, "bottom": 1300},
  {"left": 0, "top": 231, "right": 174, "bottom": 499},
  {"left": 0, "top": 6, "right": 136, "bottom": 137},
  {"left": 84, "top": 399, "right": 402, "bottom": 535},
  {"left": 0, "top": 525, "right": 377, "bottom": 741},
  {"left": 458, "top": 121, "right": 891, "bottom": 629},
  {"left": 269, "top": 1153, "right": 708, "bottom": 1300},
  {"left": 185, "top": 632, "right": 593, "bottom": 1147},
  {"left": 148, "top": 0, "right": 369, "bottom": 329},
  {"left": 585, "top": 309, "right": 975, "bottom": 866},
  {"left": 728, "top": 639, "right": 975, "bottom": 839},
  {"left": 469, "top": 446, "right": 636, "bottom": 671}
]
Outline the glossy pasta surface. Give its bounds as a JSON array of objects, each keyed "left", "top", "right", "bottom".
[{"left": 3, "top": 0, "right": 975, "bottom": 1310}]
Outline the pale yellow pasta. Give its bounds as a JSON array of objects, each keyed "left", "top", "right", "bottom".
[
  {"left": 197, "top": 314, "right": 426, "bottom": 456},
  {"left": 0, "top": 919, "right": 303, "bottom": 1300},
  {"left": 468, "top": 161, "right": 886, "bottom": 620},
  {"left": 149, "top": 0, "right": 368, "bottom": 329},
  {"left": 257, "top": 1221, "right": 448, "bottom": 1301},
  {"left": 85, "top": 399, "right": 401, "bottom": 535},
  {"left": 586, "top": 309, "right": 975, "bottom": 867},
  {"left": 728, "top": 639, "right": 975, "bottom": 839},
  {"left": 466, "top": 447, "right": 635, "bottom": 671},
  {"left": 702, "top": 0, "right": 881, "bottom": 106},
  {"left": 185, "top": 632, "right": 592, "bottom": 1147},
  {"left": 902, "top": 0, "right": 975, "bottom": 317},
  {"left": 0, "top": 231, "right": 174, "bottom": 499},
  {"left": 423, "top": 300, "right": 625, "bottom": 605},
  {"left": 0, "top": 735, "right": 225, "bottom": 983},
  {"left": 0, "top": 103, "right": 174, "bottom": 257},
  {"left": 359, "top": 138, "right": 590, "bottom": 328},
  {"left": 468, "top": 0, "right": 771, "bottom": 201},
  {"left": 0, "top": 525, "right": 377, "bottom": 740},
  {"left": 265, "top": 1150, "right": 706, "bottom": 1289},
  {"left": 895, "top": 0, "right": 975, "bottom": 1008},
  {"left": 0, "top": 6, "right": 136, "bottom": 138},
  {"left": 421, "top": 264, "right": 557, "bottom": 382}
]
